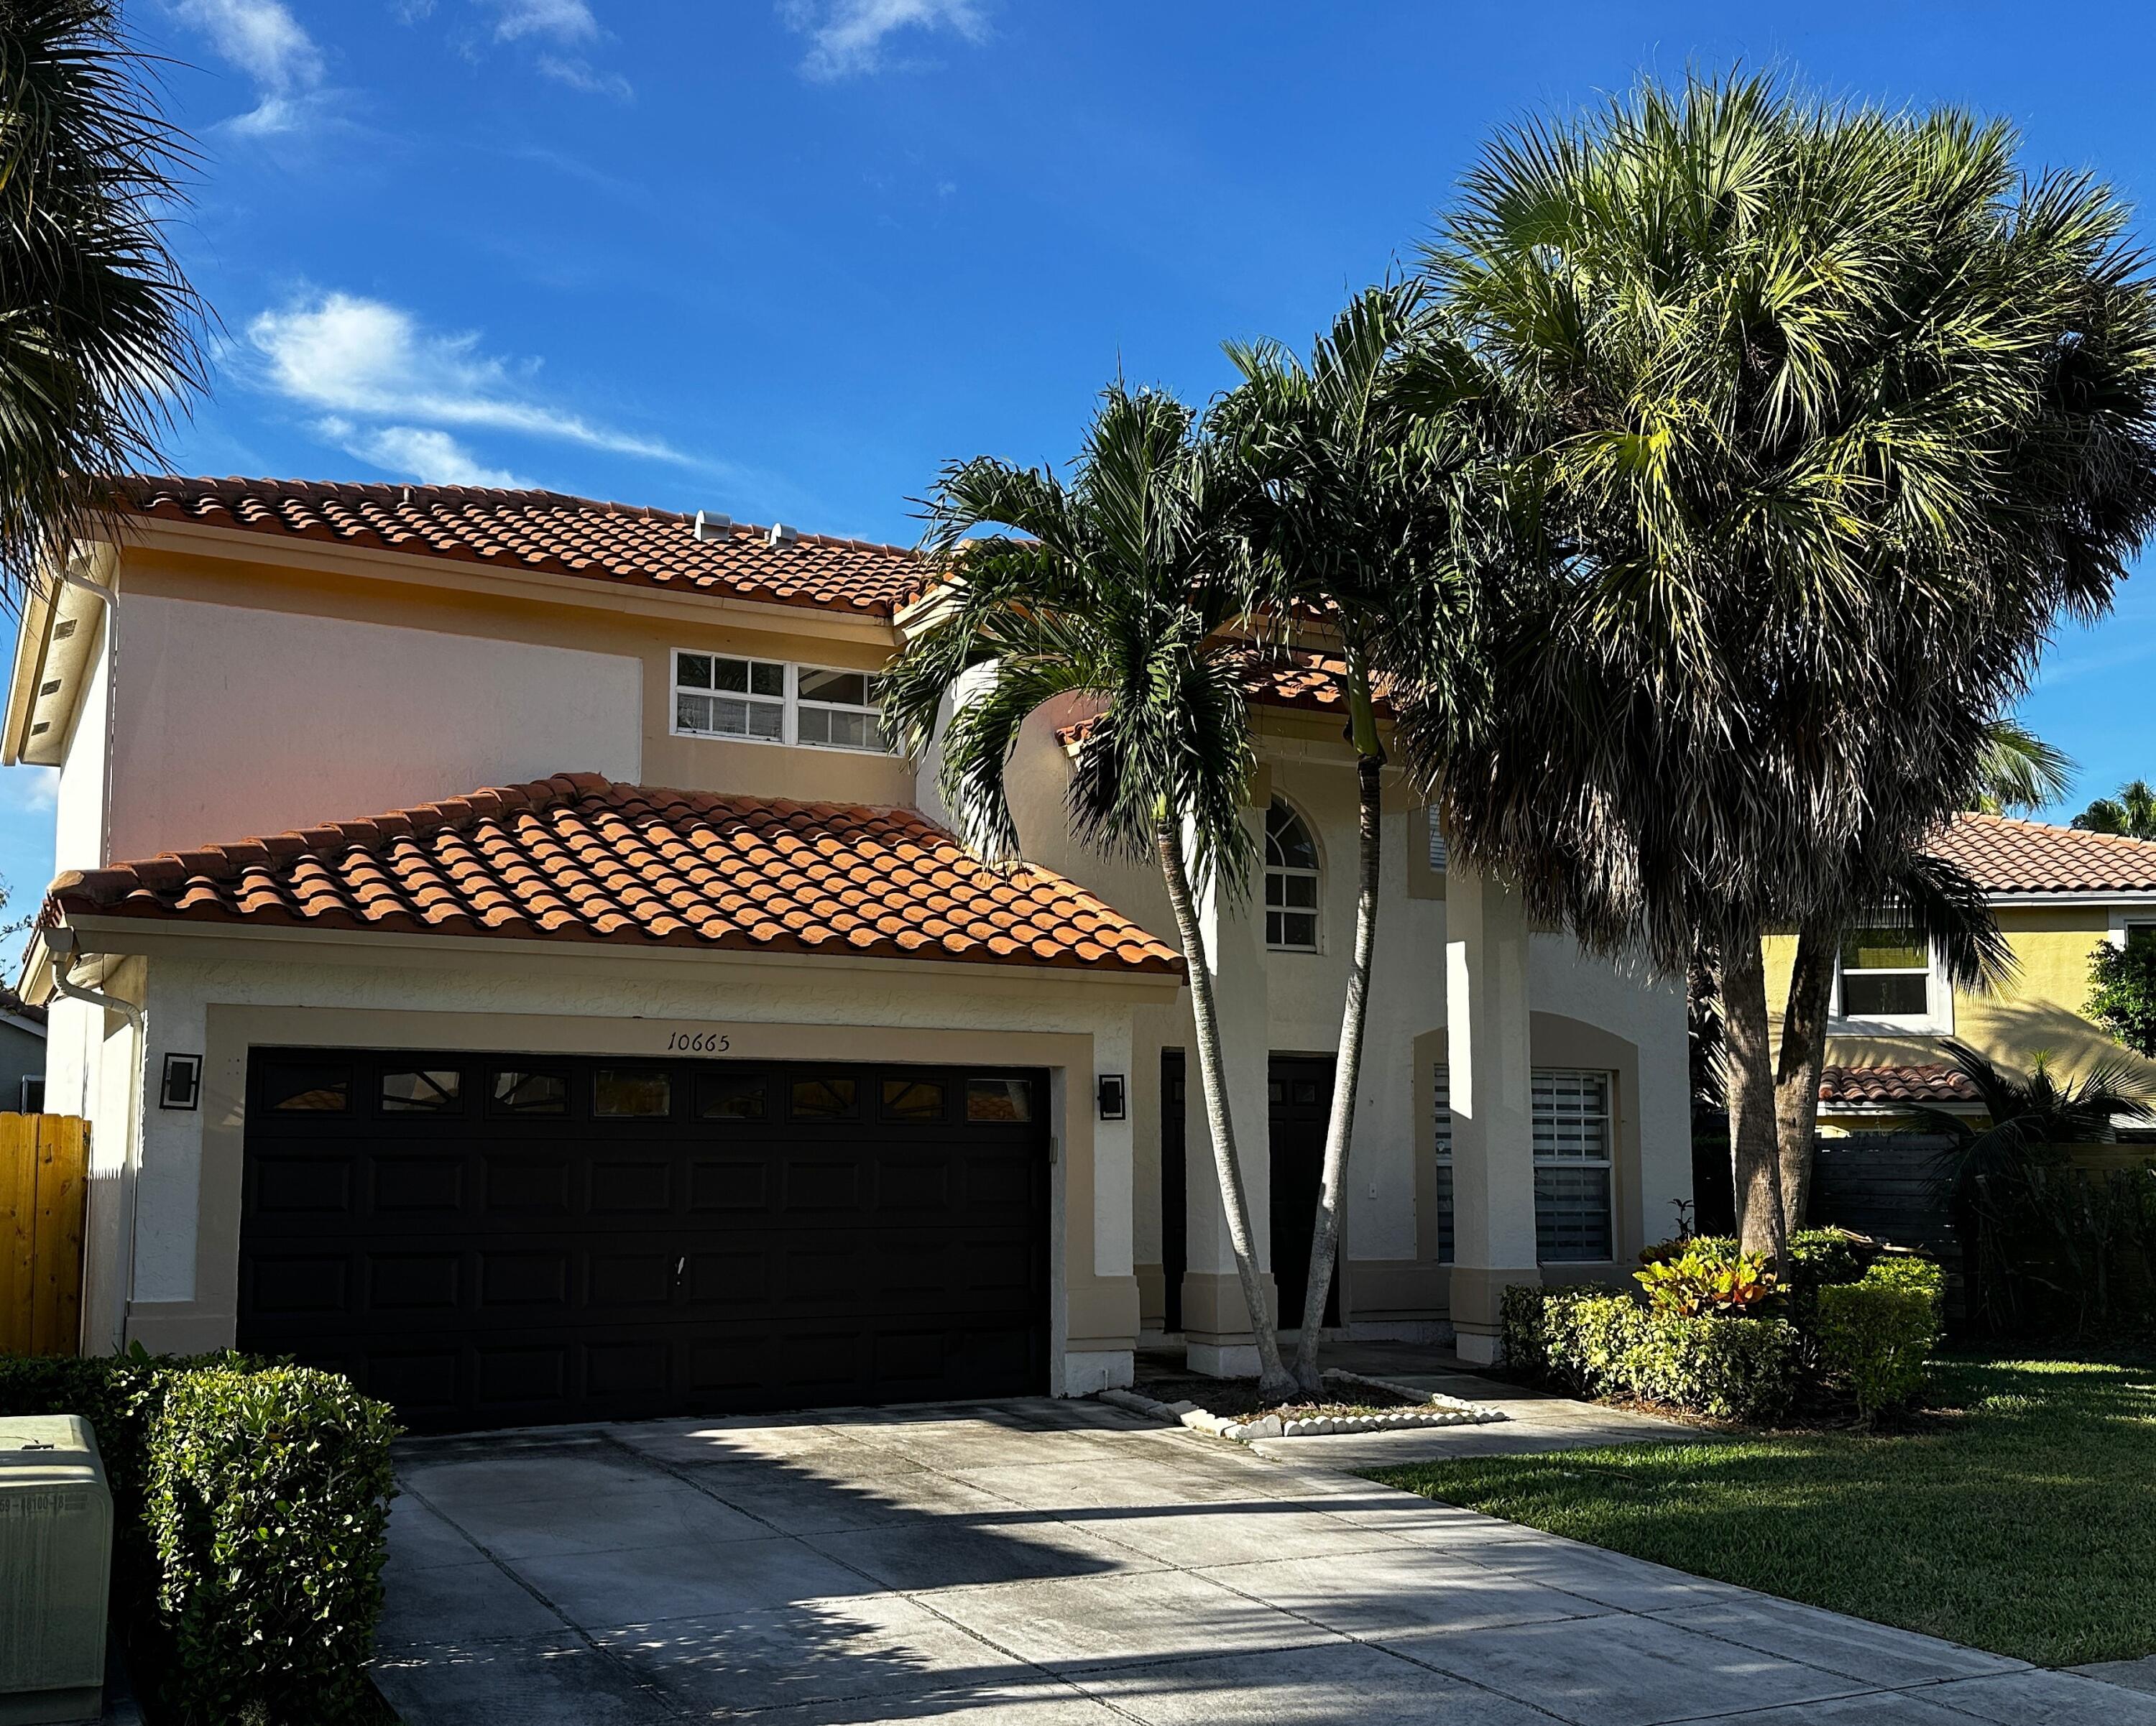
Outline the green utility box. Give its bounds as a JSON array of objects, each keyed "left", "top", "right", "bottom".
[{"left": 0, "top": 1416, "right": 111, "bottom": 1725}]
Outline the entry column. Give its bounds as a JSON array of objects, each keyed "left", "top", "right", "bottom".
[
  {"left": 1445, "top": 866, "right": 1539, "bottom": 1364},
  {"left": 1179, "top": 806, "right": 1275, "bottom": 1377}
]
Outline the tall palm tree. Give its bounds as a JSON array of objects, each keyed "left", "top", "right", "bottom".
[
  {"left": 2073, "top": 780, "right": 2156, "bottom": 839},
  {"left": 0, "top": 1, "right": 205, "bottom": 601},
  {"left": 1212, "top": 282, "right": 1481, "bottom": 1393},
  {"left": 1393, "top": 73, "right": 2156, "bottom": 1263},
  {"left": 883, "top": 383, "right": 1302, "bottom": 1405}
]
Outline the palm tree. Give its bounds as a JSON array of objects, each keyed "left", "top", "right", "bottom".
[
  {"left": 0, "top": 1, "right": 206, "bottom": 600},
  {"left": 1211, "top": 284, "right": 1481, "bottom": 1393},
  {"left": 1913, "top": 1040, "right": 2155, "bottom": 1196},
  {"left": 882, "top": 383, "right": 1302, "bottom": 1406},
  {"left": 1393, "top": 73, "right": 2156, "bottom": 1263},
  {"left": 2073, "top": 780, "right": 2156, "bottom": 839},
  {"left": 1971, "top": 721, "right": 2074, "bottom": 816}
]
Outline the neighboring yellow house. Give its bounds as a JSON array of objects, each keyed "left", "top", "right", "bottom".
[{"left": 1765, "top": 813, "right": 2156, "bottom": 1132}]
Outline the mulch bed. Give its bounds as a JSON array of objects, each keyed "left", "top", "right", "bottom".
[{"left": 1130, "top": 1368, "right": 1420, "bottom": 1426}]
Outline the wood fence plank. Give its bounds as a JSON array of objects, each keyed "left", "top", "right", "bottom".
[
  {"left": 0, "top": 1115, "right": 33, "bottom": 1354},
  {"left": 33, "top": 1117, "right": 87, "bottom": 1355},
  {"left": 0, "top": 1114, "right": 90, "bottom": 1357}
]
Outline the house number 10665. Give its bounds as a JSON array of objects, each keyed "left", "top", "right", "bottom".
[{"left": 666, "top": 1030, "right": 731, "bottom": 1053}]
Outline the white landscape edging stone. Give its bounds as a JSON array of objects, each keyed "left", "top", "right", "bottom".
[{"left": 1098, "top": 1370, "right": 1506, "bottom": 1444}]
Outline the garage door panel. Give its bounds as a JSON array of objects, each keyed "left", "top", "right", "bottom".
[{"left": 239, "top": 1051, "right": 1051, "bottom": 1431}]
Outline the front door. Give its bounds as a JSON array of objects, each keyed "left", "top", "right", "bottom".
[{"left": 1269, "top": 1054, "right": 1342, "bottom": 1332}]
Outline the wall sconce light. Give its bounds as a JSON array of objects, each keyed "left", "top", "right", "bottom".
[
  {"left": 160, "top": 1053, "right": 202, "bottom": 1111},
  {"left": 1097, "top": 1073, "right": 1126, "bottom": 1121}
]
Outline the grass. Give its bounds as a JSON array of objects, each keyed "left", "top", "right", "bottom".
[{"left": 1367, "top": 1352, "right": 2156, "bottom": 1667}]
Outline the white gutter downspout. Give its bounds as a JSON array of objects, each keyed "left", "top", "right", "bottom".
[{"left": 44, "top": 925, "right": 144, "bottom": 1355}]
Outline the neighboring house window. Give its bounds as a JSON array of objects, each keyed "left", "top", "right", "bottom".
[
  {"left": 1264, "top": 798, "right": 1321, "bottom": 951},
  {"left": 1432, "top": 1063, "right": 1616, "bottom": 1265},
  {"left": 673, "top": 652, "right": 892, "bottom": 754},
  {"left": 17, "top": 1075, "right": 42, "bottom": 1113},
  {"left": 1832, "top": 928, "right": 1948, "bottom": 1030},
  {"left": 1427, "top": 808, "right": 1448, "bottom": 872}
]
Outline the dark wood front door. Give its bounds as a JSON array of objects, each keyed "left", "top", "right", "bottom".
[
  {"left": 1269, "top": 1053, "right": 1342, "bottom": 1332},
  {"left": 236, "top": 1047, "right": 1052, "bottom": 1433}
]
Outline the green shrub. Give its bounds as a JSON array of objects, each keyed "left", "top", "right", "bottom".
[
  {"left": 1621, "top": 1311, "right": 1802, "bottom": 1421},
  {"left": 1503, "top": 1286, "right": 1801, "bottom": 1421},
  {"left": 1635, "top": 1240, "right": 1775, "bottom": 1316},
  {"left": 147, "top": 1365, "right": 399, "bottom": 1726},
  {"left": 1816, "top": 1258, "right": 1944, "bottom": 1421}
]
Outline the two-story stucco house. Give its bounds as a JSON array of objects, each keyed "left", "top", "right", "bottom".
[
  {"left": 5, "top": 476, "right": 1689, "bottom": 1432},
  {"left": 1767, "top": 813, "right": 2156, "bottom": 1129}
]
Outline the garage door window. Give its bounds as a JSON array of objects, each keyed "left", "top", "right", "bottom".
[
  {"left": 263, "top": 1057, "right": 349, "bottom": 1112},
  {"left": 492, "top": 1069, "right": 567, "bottom": 1115},
  {"left": 883, "top": 1077, "right": 946, "bottom": 1122},
  {"left": 791, "top": 1075, "right": 858, "bottom": 1119},
  {"left": 967, "top": 1077, "right": 1033, "bottom": 1122},
  {"left": 697, "top": 1073, "right": 767, "bottom": 1120},
  {"left": 595, "top": 1069, "right": 672, "bottom": 1118},
  {"left": 381, "top": 1069, "right": 461, "bottom": 1114}
]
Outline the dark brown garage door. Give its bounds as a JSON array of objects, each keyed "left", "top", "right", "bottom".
[{"left": 236, "top": 1047, "right": 1051, "bottom": 1433}]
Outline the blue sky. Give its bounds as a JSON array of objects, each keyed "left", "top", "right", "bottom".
[{"left": 4, "top": 0, "right": 2155, "bottom": 959}]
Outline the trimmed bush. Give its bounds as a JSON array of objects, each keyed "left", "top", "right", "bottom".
[
  {"left": 1816, "top": 1258, "right": 1945, "bottom": 1421},
  {"left": 0, "top": 1350, "right": 397, "bottom": 1725},
  {"left": 148, "top": 1365, "right": 399, "bottom": 1725},
  {"left": 1506, "top": 1285, "right": 1801, "bottom": 1421}
]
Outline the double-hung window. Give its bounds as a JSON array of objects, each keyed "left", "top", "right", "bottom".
[
  {"left": 795, "top": 668, "right": 888, "bottom": 752},
  {"left": 1832, "top": 928, "right": 1947, "bottom": 1031},
  {"left": 675, "top": 652, "right": 786, "bottom": 742},
  {"left": 1264, "top": 798, "right": 1321, "bottom": 951},
  {"left": 673, "top": 652, "right": 891, "bottom": 754},
  {"left": 1432, "top": 1063, "right": 1616, "bottom": 1264}
]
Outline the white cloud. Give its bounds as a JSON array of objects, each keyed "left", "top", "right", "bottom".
[
  {"left": 0, "top": 767, "right": 57, "bottom": 816},
  {"left": 783, "top": 0, "right": 987, "bottom": 80},
  {"left": 247, "top": 292, "right": 684, "bottom": 463},
  {"left": 321, "top": 421, "right": 530, "bottom": 489},
  {"left": 169, "top": 0, "right": 328, "bottom": 134},
  {"left": 537, "top": 55, "right": 633, "bottom": 99},
  {"left": 482, "top": 0, "right": 597, "bottom": 42}
]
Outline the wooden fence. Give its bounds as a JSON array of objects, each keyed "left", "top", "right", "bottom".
[{"left": 1, "top": 1113, "right": 88, "bottom": 1356}]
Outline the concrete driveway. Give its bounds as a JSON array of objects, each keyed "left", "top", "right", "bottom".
[{"left": 375, "top": 1398, "right": 2156, "bottom": 1725}]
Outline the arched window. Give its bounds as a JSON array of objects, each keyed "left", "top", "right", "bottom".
[{"left": 1264, "top": 798, "right": 1320, "bottom": 951}]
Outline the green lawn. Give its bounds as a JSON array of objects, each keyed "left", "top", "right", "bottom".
[{"left": 1368, "top": 1353, "right": 2156, "bottom": 1667}]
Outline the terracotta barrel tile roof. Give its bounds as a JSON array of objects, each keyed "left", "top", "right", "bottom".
[
  {"left": 1818, "top": 1064, "right": 1981, "bottom": 1105},
  {"left": 1932, "top": 812, "right": 2156, "bottom": 895},
  {"left": 1054, "top": 647, "right": 1382, "bottom": 746},
  {"left": 45, "top": 775, "right": 1182, "bottom": 977},
  {"left": 119, "top": 476, "right": 927, "bottom": 617}
]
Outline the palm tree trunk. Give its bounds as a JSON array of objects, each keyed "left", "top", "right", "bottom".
[
  {"left": 1155, "top": 816, "right": 1298, "bottom": 1404},
  {"left": 1774, "top": 918, "right": 1838, "bottom": 1238},
  {"left": 1716, "top": 920, "right": 1791, "bottom": 1267},
  {"left": 1291, "top": 683, "right": 1384, "bottom": 1395}
]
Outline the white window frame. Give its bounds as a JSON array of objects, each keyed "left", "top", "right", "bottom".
[
  {"left": 793, "top": 664, "right": 891, "bottom": 755},
  {"left": 671, "top": 650, "right": 895, "bottom": 756},
  {"left": 1263, "top": 798, "right": 1322, "bottom": 953},
  {"left": 1431, "top": 1063, "right": 1617, "bottom": 1265},
  {"left": 2107, "top": 910, "right": 2156, "bottom": 951},
  {"left": 1829, "top": 928, "right": 1953, "bottom": 1035}
]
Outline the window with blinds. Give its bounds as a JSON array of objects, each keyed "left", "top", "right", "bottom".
[
  {"left": 1427, "top": 808, "right": 1447, "bottom": 872},
  {"left": 1432, "top": 1063, "right": 1615, "bottom": 1264}
]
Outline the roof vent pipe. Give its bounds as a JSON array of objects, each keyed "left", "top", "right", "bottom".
[
  {"left": 694, "top": 510, "right": 731, "bottom": 542},
  {"left": 767, "top": 523, "right": 798, "bottom": 547}
]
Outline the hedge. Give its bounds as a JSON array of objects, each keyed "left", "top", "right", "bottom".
[
  {"left": 0, "top": 1349, "right": 398, "bottom": 1725},
  {"left": 1815, "top": 1258, "right": 1945, "bottom": 1421},
  {"left": 1501, "top": 1286, "right": 1802, "bottom": 1422}
]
